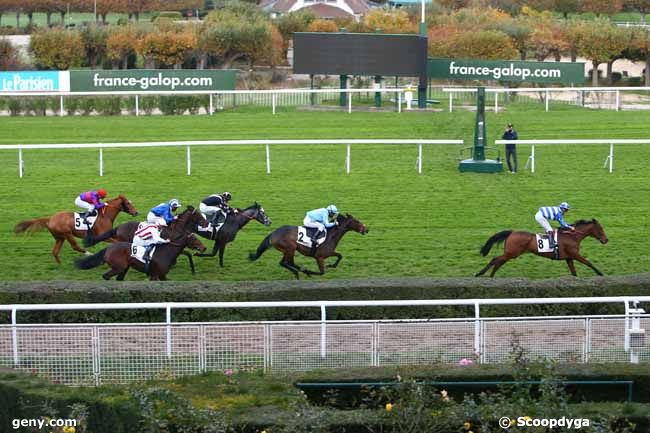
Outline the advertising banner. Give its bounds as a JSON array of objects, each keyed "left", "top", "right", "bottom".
[
  {"left": 70, "top": 70, "right": 237, "bottom": 92},
  {"left": 0, "top": 71, "right": 68, "bottom": 92}
]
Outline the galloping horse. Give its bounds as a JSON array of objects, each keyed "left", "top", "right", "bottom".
[
  {"left": 249, "top": 214, "right": 368, "bottom": 279},
  {"left": 194, "top": 203, "right": 271, "bottom": 267},
  {"left": 14, "top": 195, "right": 138, "bottom": 263},
  {"left": 83, "top": 206, "right": 208, "bottom": 274},
  {"left": 475, "top": 219, "right": 608, "bottom": 277},
  {"left": 75, "top": 232, "right": 206, "bottom": 281}
]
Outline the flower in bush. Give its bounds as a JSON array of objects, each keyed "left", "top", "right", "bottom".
[
  {"left": 463, "top": 421, "right": 471, "bottom": 430},
  {"left": 385, "top": 403, "right": 393, "bottom": 412},
  {"left": 63, "top": 426, "right": 76, "bottom": 433},
  {"left": 459, "top": 358, "right": 474, "bottom": 366},
  {"left": 224, "top": 369, "right": 233, "bottom": 376},
  {"left": 440, "top": 390, "right": 450, "bottom": 402}
]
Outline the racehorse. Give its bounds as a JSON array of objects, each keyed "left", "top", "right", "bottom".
[
  {"left": 75, "top": 232, "right": 206, "bottom": 281},
  {"left": 475, "top": 219, "right": 608, "bottom": 277},
  {"left": 14, "top": 195, "right": 139, "bottom": 264},
  {"left": 83, "top": 206, "right": 208, "bottom": 274},
  {"left": 193, "top": 203, "right": 271, "bottom": 267},
  {"left": 248, "top": 214, "right": 368, "bottom": 279}
]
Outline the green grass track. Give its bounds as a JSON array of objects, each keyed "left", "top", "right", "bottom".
[{"left": 1, "top": 104, "right": 649, "bottom": 281}]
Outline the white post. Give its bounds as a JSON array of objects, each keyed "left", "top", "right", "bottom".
[
  {"left": 545, "top": 90, "right": 550, "bottom": 112},
  {"left": 494, "top": 92, "right": 498, "bottom": 113},
  {"left": 615, "top": 90, "right": 620, "bottom": 112},
  {"left": 474, "top": 302, "right": 481, "bottom": 360},
  {"left": 531, "top": 144, "right": 535, "bottom": 173},
  {"left": 417, "top": 143, "right": 422, "bottom": 174},
  {"left": 59, "top": 95, "right": 64, "bottom": 116},
  {"left": 135, "top": 95, "right": 139, "bottom": 116},
  {"left": 209, "top": 94, "right": 213, "bottom": 115},
  {"left": 449, "top": 93, "right": 453, "bottom": 112},
  {"left": 18, "top": 148, "right": 23, "bottom": 178},
  {"left": 12, "top": 307, "right": 18, "bottom": 366},
  {"left": 320, "top": 304, "right": 327, "bottom": 359},
  {"left": 348, "top": 91, "right": 352, "bottom": 114},
  {"left": 398, "top": 92, "right": 401, "bottom": 113},
  {"left": 166, "top": 305, "right": 172, "bottom": 360},
  {"left": 265, "top": 144, "right": 271, "bottom": 174},
  {"left": 99, "top": 147, "right": 103, "bottom": 177},
  {"left": 346, "top": 144, "right": 351, "bottom": 174},
  {"left": 609, "top": 143, "right": 614, "bottom": 173},
  {"left": 186, "top": 145, "right": 191, "bottom": 176},
  {"left": 272, "top": 94, "right": 276, "bottom": 115}
]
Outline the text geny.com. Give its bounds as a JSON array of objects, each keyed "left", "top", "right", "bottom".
[
  {"left": 12, "top": 418, "right": 77, "bottom": 430},
  {"left": 92, "top": 73, "right": 212, "bottom": 90},
  {"left": 449, "top": 61, "right": 562, "bottom": 80}
]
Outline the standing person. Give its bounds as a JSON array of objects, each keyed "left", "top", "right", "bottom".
[{"left": 502, "top": 123, "right": 518, "bottom": 174}]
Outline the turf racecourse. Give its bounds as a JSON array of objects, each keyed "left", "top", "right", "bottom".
[{"left": 1, "top": 104, "right": 649, "bottom": 281}]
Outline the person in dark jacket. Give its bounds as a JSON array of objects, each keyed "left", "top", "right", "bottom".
[{"left": 502, "top": 123, "right": 518, "bottom": 173}]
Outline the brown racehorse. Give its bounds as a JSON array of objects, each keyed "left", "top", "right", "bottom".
[
  {"left": 14, "top": 195, "right": 138, "bottom": 264},
  {"left": 82, "top": 206, "right": 208, "bottom": 274},
  {"left": 475, "top": 219, "right": 608, "bottom": 277},
  {"left": 248, "top": 214, "right": 368, "bottom": 279},
  {"left": 75, "top": 232, "right": 206, "bottom": 281}
]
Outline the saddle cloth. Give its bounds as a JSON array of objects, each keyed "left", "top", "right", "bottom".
[
  {"left": 535, "top": 231, "right": 558, "bottom": 253},
  {"left": 297, "top": 226, "right": 327, "bottom": 248},
  {"left": 73, "top": 213, "right": 98, "bottom": 230},
  {"left": 130, "top": 245, "right": 157, "bottom": 263}
]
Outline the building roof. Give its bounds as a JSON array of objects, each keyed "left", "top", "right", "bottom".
[
  {"left": 269, "top": 0, "right": 371, "bottom": 16},
  {"left": 302, "top": 3, "right": 354, "bottom": 18}
]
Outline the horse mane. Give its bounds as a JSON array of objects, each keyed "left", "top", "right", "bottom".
[{"left": 573, "top": 218, "right": 597, "bottom": 226}]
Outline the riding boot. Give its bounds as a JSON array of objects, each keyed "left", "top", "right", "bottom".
[
  {"left": 144, "top": 246, "right": 153, "bottom": 272},
  {"left": 547, "top": 231, "right": 556, "bottom": 249}
]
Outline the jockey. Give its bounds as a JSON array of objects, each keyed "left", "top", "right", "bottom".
[
  {"left": 75, "top": 189, "right": 107, "bottom": 224},
  {"left": 535, "top": 202, "right": 574, "bottom": 251},
  {"left": 199, "top": 192, "right": 237, "bottom": 225},
  {"left": 147, "top": 199, "right": 181, "bottom": 226},
  {"left": 304, "top": 204, "right": 338, "bottom": 244},
  {"left": 133, "top": 223, "right": 169, "bottom": 265}
]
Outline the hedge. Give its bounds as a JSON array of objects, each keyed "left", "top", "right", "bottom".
[{"left": 1, "top": 275, "right": 649, "bottom": 324}]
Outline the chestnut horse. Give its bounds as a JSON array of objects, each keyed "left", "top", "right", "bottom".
[
  {"left": 75, "top": 232, "right": 206, "bottom": 281},
  {"left": 14, "top": 195, "right": 138, "bottom": 263},
  {"left": 475, "top": 219, "right": 608, "bottom": 277},
  {"left": 248, "top": 214, "right": 368, "bottom": 279}
]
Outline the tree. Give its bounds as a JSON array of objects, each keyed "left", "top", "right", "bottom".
[
  {"left": 528, "top": 18, "right": 570, "bottom": 61},
  {"left": 0, "top": 38, "right": 24, "bottom": 70},
  {"left": 307, "top": 19, "right": 339, "bottom": 33},
  {"left": 275, "top": 11, "right": 315, "bottom": 60},
  {"left": 553, "top": 0, "right": 581, "bottom": 19},
  {"left": 573, "top": 19, "right": 629, "bottom": 85},
  {"left": 630, "top": 28, "right": 650, "bottom": 85},
  {"left": 80, "top": 25, "right": 108, "bottom": 69},
  {"left": 625, "top": 0, "right": 650, "bottom": 23},
  {"left": 498, "top": 17, "right": 532, "bottom": 60},
  {"left": 138, "top": 28, "right": 197, "bottom": 68},
  {"left": 30, "top": 28, "right": 85, "bottom": 69},
  {"left": 106, "top": 25, "right": 140, "bottom": 68},
  {"left": 581, "top": 0, "right": 623, "bottom": 17},
  {"left": 451, "top": 29, "right": 517, "bottom": 59},
  {"left": 362, "top": 9, "right": 416, "bottom": 34}
]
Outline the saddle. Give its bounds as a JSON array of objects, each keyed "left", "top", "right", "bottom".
[{"left": 297, "top": 226, "right": 327, "bottom": 248}]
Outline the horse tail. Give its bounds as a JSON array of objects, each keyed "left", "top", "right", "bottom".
[
  {"left": 249, "top": 233, "right": 273, "bottom": 261},
  {"left": 84, "top": 228, "right": 116, "bottom": 247},
  {"left": 14, "top": 218, "right": 50, "bottom": 234},
  {"left": 74, "top": 248, "right": 107, "bottom": 270},
  {"left": 480, "top": 230, "right": 513, "bottom": 256}
]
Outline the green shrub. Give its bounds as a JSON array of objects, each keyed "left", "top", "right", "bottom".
[
  {"left": 65, "top": 97, "right": 81, "bottom": 115},
  {"left": 7, "top": 98, "right": 22, "bottom": 116},
  {"left": 24, "top": 97, "right": 49, "bottom": 116},
  {"left": 159, "top": 95, "right": 184, "bottom": 115},
  {"left": 79, "top": 97, "right": 96, "bottom": 115},
  {"left": 140, "top": 96, "right": 158, "bottom": 115},
  {"left": 94, "top": 97, "right": 123, "bottom": 116},
  {"left": 0, "top": 97, "right": 7, "bottom": 112}
]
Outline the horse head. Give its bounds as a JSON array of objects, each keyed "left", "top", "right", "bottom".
[
  {"left": 185, "top": 233, "right": 207, "bottom": 252},
  {"left": 251, "top": 202, "right": 272, "bottom": 226},
  {"left": 575, "top": 219, "right": 608, "bottom": 244},
  {"left": 173, "top": 206, "right": 208, "bottom": 233},
  {"left": 112, "top": 194, "right": 139, "bottom": 216},
  {"left": 337, "top": 213, "right": 369, "bottom": 235}
]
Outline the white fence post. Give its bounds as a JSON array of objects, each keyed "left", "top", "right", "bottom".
[
  {"left": 346, "top": 144, "right": 351, "bottom": 174},
  {"left": 135, "top": 95, "right": 139, "bottom": 116},
  {"left": 398, "top": 92, "right": 401, "bottom": 113},
  {"left": 272, "top": 94, "right": 276, "bottom": 115},
  {"left": 11, "top": 307, "right": 18, "bottom": 366},
  {"left": 18, "top": 148, "right": 23, "bottom": 178},
  {"left": 449, "top": 93, "right": 453, "bottom": 112},
  {"left": 417, "top": 143, "right": 422, "bottom": 174},
  {"left": 524, "top": 144, "right": 536, "bottom": 173},
  {"left": 616, "top": 90, "right": 620, "bottom": 111},
  {"left": 60, "top": 95, "right": 64, "bottom": 116},
  {"left": 99, "top": 147, "right": 103, "bottom": 177},
  {"left": 186, "top": 145, "right": 191, "bottom": 176},
  {"left": 320, "top": 304, "right": 327, "bottom": 359},
  {"left": 166, "top": 305, "right": 172, "bottom": 360},
  {"left": 209, "top": 94, "right": 213, "bottom": 115},
  {"left": 474, "top": 302, "right": 481, "bottom": 361},
  {"left": 348, "top": 92, "right": 352, "bottom": 114},
  {"left": 545, "top": 90, "right": 550, "bottom": 112},
  {"left": 602, "top": 143, "right": 614, "bottom": 173},
  {"left": 265, "top": 144, "right": 271, "bottom": 174},
  {"left": 494, "top": 92, "right": 498, "bottom": 113}
]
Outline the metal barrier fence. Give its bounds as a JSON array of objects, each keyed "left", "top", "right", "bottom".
[
  {"left": 0, "top": 297, "right": 648, "bottom": 385},
  {"left": 443, "top": 86, "right": 650, "bottom": 112},
  {"left": 494, "top": 139, "right": 650, "bottom": 173},
  {"left": 0, "top": 139, "right": 462, "bottom": 178}
]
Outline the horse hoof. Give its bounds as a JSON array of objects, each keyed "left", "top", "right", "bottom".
[{"left": 84, "top": 251, "right": 93, "bottom": 256}]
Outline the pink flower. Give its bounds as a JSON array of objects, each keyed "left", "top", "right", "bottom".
[
  {"left": 224, "top": 369, "right": 234, "bottom": 376},
  {"left": 458, "top": 358, "right": 474, "bottom": 366}
]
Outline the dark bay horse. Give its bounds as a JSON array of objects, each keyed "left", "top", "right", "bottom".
[
  {"left": 248, "top": 214, "right": 368, "bottom": 279},
  {"left": 14, "top": 195, "right": 139, "bottom": 263},
  {"left": 475, "top": 219, "right": 608, "bottom": 277},
  {"left": 194, "top": 203, "right": 271, "bottom": 267},
  {"left": 83, "top": 206, "right": 208, "bottom": 274},
  {"left": 75, "top": 232, "right": 206, "bottom": 281}
]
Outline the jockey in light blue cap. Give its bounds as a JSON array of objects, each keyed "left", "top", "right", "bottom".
[{"left": 304, "top": 204, "right": 339, "bottom": 244}]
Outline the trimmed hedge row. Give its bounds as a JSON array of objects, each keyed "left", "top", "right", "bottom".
[{"left": 1, "top": 275, "right": 650, "bottom": 324}]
